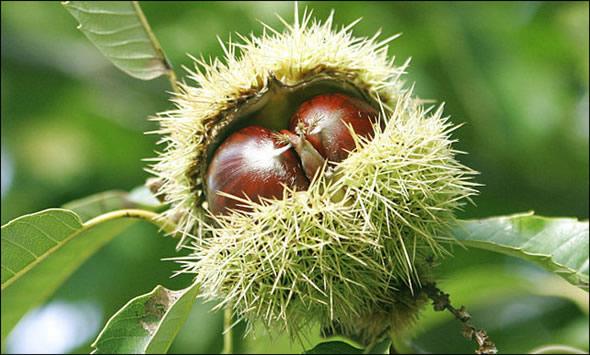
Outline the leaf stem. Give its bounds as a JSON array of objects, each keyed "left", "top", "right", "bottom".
[
  {"left": 222, "top": 307, "right": 233, "bottom": 354},
  {"left": 84, "top": 209, "right": 178, "bottom": 237},
  {"left": 131, "top": 1, "right": 180, "bottom": 94}
]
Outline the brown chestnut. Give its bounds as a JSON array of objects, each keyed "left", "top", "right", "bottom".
[
  {"left": 289, "top": 93, "right": 381, "bottom": 163},
  {"left": 206, "top": 126, "right": 310, "bottom": 215}
]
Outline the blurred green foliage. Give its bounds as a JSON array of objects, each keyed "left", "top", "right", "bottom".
[{"left": 1, "top": 1, "right": 588, "bottom": 354}]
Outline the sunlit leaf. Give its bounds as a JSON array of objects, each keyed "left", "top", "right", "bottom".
[
  {"left": 452, "top": 212, "right": 589, "bottom": 289},
  {"left": 91, "top": 282, "right": 200, "bottom": 354},
  {"left": 63, "top": 1, "right": 170, "bottom": 80},
  {"left": 1, "top": 209, "right": 136, "bottom": 343}
]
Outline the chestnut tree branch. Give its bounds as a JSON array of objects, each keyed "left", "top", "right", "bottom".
[{"left": 423, "top": 282, "right": 498, "bottom": 354}]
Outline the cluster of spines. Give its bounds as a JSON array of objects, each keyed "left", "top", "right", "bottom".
[
  {"left": 150, "top": 5, "right": 479, "bottom": 343},
  {"left": 183, "top": 87, "right": 478, "bottom": 340},
  {"left": 149, "top": 6, "right": 408, "bottom": 246}
]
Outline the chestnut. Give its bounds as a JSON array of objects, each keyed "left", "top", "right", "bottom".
[
  {"left": 206, "top": 126, "right": 310, "bottom": 215},
  {"left": 290, "top": 93, "right": 381, "bottom": 163}
]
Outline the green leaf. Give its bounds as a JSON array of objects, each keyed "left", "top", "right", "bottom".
[
  {"left": 91, "top": 282, "right": 200, "bottom": 354},
  {"left": 62, "top": 1, "right": 170, "bottom": 80},
  {"left": 304, "top": 341, "right": 364, "bottom": 354},
  {"left": 452, "top": 211, "right": 589, "bottom": 289},
  {"left": 1, "top": 209, "right": 136, "bottom": 343},
  {"left": 62, "top": 185, "right": 164, "bottom": 222}
]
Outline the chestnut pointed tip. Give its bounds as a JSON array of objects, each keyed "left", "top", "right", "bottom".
[
  {"left": 279, "top": 129, "right": 300, "bottom": 146},
  {"left": 278, "top": 129, "right": 326, "bottom": 182}
]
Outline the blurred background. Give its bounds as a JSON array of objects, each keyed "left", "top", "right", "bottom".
[{"left": 1, "top": 1, "right": 588, "bottom": 354}]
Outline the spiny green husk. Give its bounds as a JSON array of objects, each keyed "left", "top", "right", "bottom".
[{"left": 151, "top": 7, "right": 478, "bottom": 344}]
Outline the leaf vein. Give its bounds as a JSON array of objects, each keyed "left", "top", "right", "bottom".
[
  {"left": 2, "top": 237, "right": 39, "bottom": 258},
  {"left": 81, "top": 22, "right": 142, "bottom": 36},
  {"left": 99, "top": 38, "right": 152, "bottom": 48},
  {"left": 46, "top": 213, "right": 80, "bottom": 231},
  {"left": 17, "top": 221, "right": 61, "bottom": 244},
  {"left": 109, "top": 54, "right": 160, "bottom": 61},
  {"left": 1, "top": 263, "right": 17, "bottom": 277}
]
